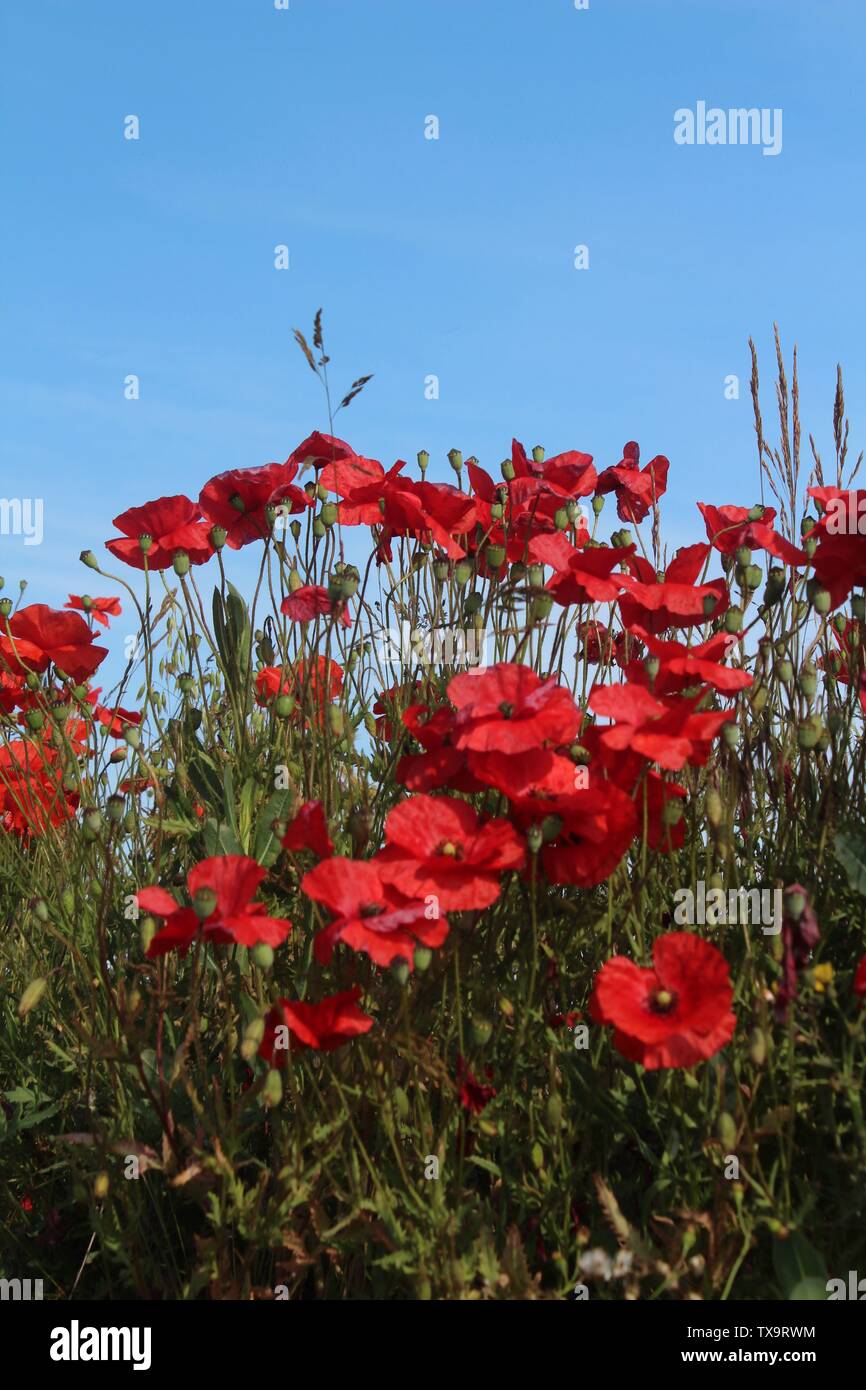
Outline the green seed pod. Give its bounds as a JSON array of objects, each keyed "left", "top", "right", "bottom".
[
  {"left": 313, "top": 517, "right": 326, "bottom": 539},
  {"left": 275, "top": 694, "right": 295, "bottom": 719},
  {"left": 320, "top": 502, "right": 337, "bottom": 528},
  {"left": 61, "top": 888, "right": 74, "bottom": 915},
  {"left": 545, "top": 1094, "right": 563, "bottom": 1132},
  {"left": 798, "top": 665, "right": 818, "bottom": 700},
  {"left": 209, "top": 525, "right": 228, "bottom": 549},
  {"left": 724, "top": 606, "right": 744, "bottom": 634},
  {"left": 252, "top": 943, "right": 275, "bottom": 970},
  {"left": 744, "top": 564, "right": 762, "bottom": 591},
  {"left": 172, "top": 550, "right": 191, "bottom": 576},
  {"left": 776, "top": 658, "right": 794, "bottom": 685},
  {"left": 735, "top": 545, "right": 752, "bottom": 568},
  {"left": 852, "top": 594, "right": 866, "bottom": 622},
  {"left": 812, "top": 587, "right": 831, "bottom": 615},
  {"left": 31, "top": 897, "right": 50, "bottom": 923},
  {"left": 530, "top": 1141, "right": 545, "bottom": 1171},
  {"left": 470, "top": 1015, "right": 493, "bottom": 1047},
  {"left": 454, "top": 559, "right": 473, "bottom": 586},
  {"left": 392, "top": 959, "right": 410, "bottom": 987},
  {"left": 530, "top": 593, "right": 553, "bottom": 622},
  {"left": 722, "top": 722, "right": 740, "bottom": 749},
  {"left": 433, "top": 559, "right": 450, "bottom": 582},
  {"left": 192, "top": 886, "right": 217, "bottom": 921},
  {"left": 327, "top": 705, "right": 344, "bottom": 737},
  {"left": 393, "top": 1086, "right": 410, "bottom": 1121},
  {"left": 526, "top": 824, "right": 543, "bottom": 855},
  {"left": 448, "top": 449, "right": 463, "bottom": 475},
  {"left": 705, "top": 789, "right": 723, "bottom": 827},
  {"left": 485, "top": 544, "right": 506, "bottom": 570}
]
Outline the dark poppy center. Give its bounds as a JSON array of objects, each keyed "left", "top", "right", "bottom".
[
  {"left": 650, "top": 987, "right": 678, "bottom": 1013},
  {"left": 498, "top": 702, "right": 514, "bottom": 719},
  {"left": 437, "top": 840, "right": 463, "bottom": 860},
  {"left": 230, "top": 493, "right": 246, "bottom": 513},
  {"left": 360, "top": 902, "right": 384, "bottom": 918}
]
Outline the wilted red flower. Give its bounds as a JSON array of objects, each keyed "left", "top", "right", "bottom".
[
  {"left": 590, "top": 933, "right": 735, "bottom": 1070},
  {"left": 138, "top": 855, "right": 291, "bottom": 956},
  {"left": 855, "top": 954, "right": 866, "bottom": 997},
  {"left": 456, "top": 1055, "right": 496, "bottom": 1114},
  {"left": 775, "top": 884, "right": 821, "bottom": 1020},
  {"left": 65, "top": 595, "right": 121, "bottom": 628},
  {"left": 259, "top": 986, "right": 373, "bottom": 1063},
  {"left": 199, "top": 461, "right": 311, "bottom": 549},
  {"left": 302, "top": 854, "right": 447, "bottom": 968},
  {"left": 105, "top": 496, "right": 213, "bottom": 571},
  {"left": 448, "top": 662, "right": 580, "bottom": 753},
  {"left": 281, "top": 584, "right": 351, "bottom": 628},
  {"left": 0, "top": 605, "right": 107, "bottom": 682},
  {"left": 281, "top": 800, "right": 334, "bottom": 859},
  {"left": 596, "top": 441, "right": 669, "bottom": 523},
  {"left": 378, "top": 793, "right": 525, "bottom": 910}
]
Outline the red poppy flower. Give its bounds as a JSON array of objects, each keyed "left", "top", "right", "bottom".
[
  {"left": 65, "top": 595, "right": 122, "bottom": 628},
  {"left": 546, "top": 544, "right": 633, "bottom": 608},
  {"left": 0, "top": 742, "right": 77, "bottom": 837},
  {"left": 280, "top": 584, "right": 351, "bottom": 628},
  {"left": 590, "top": 933, "right": 735, "bottom": 1070},
  {"left": 589, "top": 682, "right": 733, "bottom": 771},
  {"left": 105, "top": 496, "right": 213, "bottom": 571},
  {"left": 199, "top": 462, "right": 311, "bottom": 549},
  {"left": 396, "top": 702, "right": 485, "bottom": 795},
  {"left": 281, "top": 800, "right": 334, "bottom": 859},
  {"left": 94, "top": 703, "right": 142, "bottom": 737},
  {"left": 617, "top": 544, "right": 728, "bottom": 634},
  {"left": 448, "top": 662, "right": 581, "bottom": 754},
  {"left": 596, "top": 441, "right": 669, "bottom": 524},
  {"left": 456, "top": 1055, "right": 496, "bottom": 1114},
  {"left": 0, "top": 605, "right": 107, "bottom": 682},
  {"left": 624, "top": 626, "right": 752, "bottom": 696},
  {"left": 378, "top": 794, "right": 525, "bottom": 910},
  {"left": 255, "top": 656, "right": 344, "bottom": 721},
  {"left": 288, "top": 430, "right": 355, "bottom": 472},
  {"left": 138, "top": 855, "right": 291, "bottom": 957},
  {"left": 697, "top": 502, "right": 806, "bottom": 566},
  {"left": 259, "top": 986, "right": 373, "bottom": 1063},
  {"left": 302, "top": 855, "right": 447, "bottom": 968}
]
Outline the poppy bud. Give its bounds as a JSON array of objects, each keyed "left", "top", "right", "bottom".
[
  {"left": 724, "top": 606, "right": 744, "bottom": 633},
  {"left": 17, "top": 976, "right": 46, "bottom": 1018},
  {"left": 705, "top": 790, "right": 723, "bottom": 827},
  {"left": 136, "top": 916, "right": 156, "bottom": 953},
  {"left": 83, "top": 806, "right": 102, "bottom": 835},
  {"left": 263, "top": 1069, "right": 283, "bottom": 1108},
  {"left": 275, "top": 694, "right": 295, "bottom": 719},
  {"left": 392, "top": 959, "right": 410, "bottom": 987},
  {"left": 776, "top": 658, "right": 794, "bottom": 684},
  {"left": 364, "top": 711, "right": 377, "bottom": 737},
  {"left": 852, "top": 594, "right": 866, "bottom": 622},
  {"left": 106, "top": 793, "right": 125, "bottom": 824},
  {"left": 414, "top": 945, "right": 433, "bottom": 972},
  {"left": 178, "top": 672, "right": 196, "bottom": 694},
  {"left": 703, "top": 593, "right": 719, "bottom": 618},
  {"left": 123, "top": 809, "right": 137, "bottom": 834},
  {"left": 531, "top": 1142, "right": 545, "bottom": 1172},
  {"left": 722, "top": 722, "right": 740, "bottom": 749},
  {"left": 803, "top": 537, "right": 818, "bottom": 559},
  {"left": 717, "top": 1111, "right": 737, "bottom": 1149},
  {"left": 500, "top": 459, "right": 515, "bottom": 481},
  {"left": 80, "top": 549, "right": 100, "bottom": 570},
  {"left": 762, "top": 568, "right": 785, "bottom": 607},
  {"left": 662, "top": 798, "right": 683, "bottom": 828},
  {"left": 591, "top": 494, "right": 604, "bottom": 516},
  {"left": 124, "top": 725, "right": 141, "bottom": 749},
  {"left": 526, "top": 824, "right": 543, "bottom": 855},
  {"left": 252, "top": 943, "right": 274, "bottom": 970},
  {"left": 289, "top": 520, "right": 301, "bottom": 542},
  {"left": 554, "top": 507, "right": 569, "bottom": 531},
  {"left": 288, "top": 567, "right": 303, "bottom": 593},
  {"left": 340, "top": 565, "right": 359, "bottom": 598},
  {"left": 327, "top": 705, "right": 344, "bottom": 737},
  {"left": 417, "top": 449, "right": 429, "bottom": 474},
  {"left": 784, "top": 887, "right": 807, "bottom": 920},
  {"left": 798, "top": 665, "right": 817, "bottom": 700},
  {"left": 448, "top": 449, "right": 463, "bottom": 474},
  {"left": 192, "top": 886, "right": 217, "bottom": 921},
  {"left": 545, "top": 1094, "right": 563, "bottom": 1132},
  {"left": 800, "top": 514, "right": 816, "bottom": 536},
  {"left": 748, "top": 1027, "right": 767, "bottom": 1066},
  {"left": 313, "top": 518, "right": 326, "bottom": 538}
]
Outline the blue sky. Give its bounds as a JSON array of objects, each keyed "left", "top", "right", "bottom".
[{"left": 2, "top": 0, "right": 864, "bottom": 617}]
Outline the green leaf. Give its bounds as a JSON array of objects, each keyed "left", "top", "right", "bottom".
[
  {"left": 201, "top": 818, "right": 244, "bottom": 858},
  {"left": 772, "top": 1232, "right": 827, "bottom": 1298},
  {"left": 789, "top": 1277, "right": 828, "bottom": 1301},
  {"left": 254, "top": 786, "right": 296, "bottom": 867},
  {"left": 834, "top": 830, "right": 866, "bottom": 896}
]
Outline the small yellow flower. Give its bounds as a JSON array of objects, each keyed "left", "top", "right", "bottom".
[{"left": 812, "top": 962, "right": 834, "bottom": 993}]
